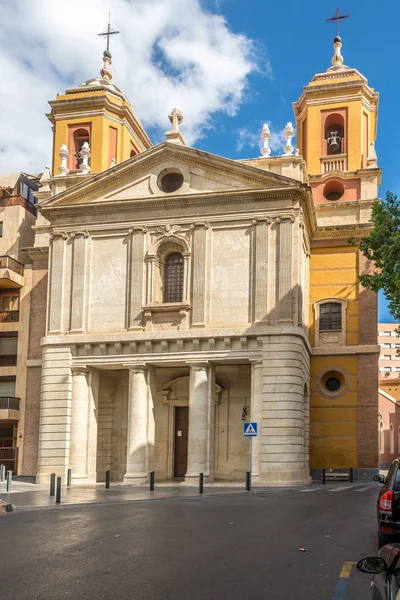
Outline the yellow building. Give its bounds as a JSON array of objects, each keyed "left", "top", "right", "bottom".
[{"left": 293, "top": 35, "right": 380, "bottom": 472}]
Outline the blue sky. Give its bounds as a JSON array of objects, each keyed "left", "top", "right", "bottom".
[
  {"left": 0, "top": 0, "right": 397, "bottom": 321},
  {"left": 200, "top": 0, "right": 398, "bottom": 323}
]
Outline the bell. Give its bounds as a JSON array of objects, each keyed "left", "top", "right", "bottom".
[{"left": 328, "top": 131, "right": 341, "bottom": 152}]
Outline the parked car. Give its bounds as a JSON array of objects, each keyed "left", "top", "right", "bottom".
[
  {"left": 357, "top": 544, "right": 400, "bottom": 598},
  {"left": 374, "top": 459, "right": 400, "bottom": 548}
]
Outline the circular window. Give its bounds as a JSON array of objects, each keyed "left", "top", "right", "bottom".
[
  {"left": 320, "top": 370, "right": 345, "bottom": 395},
  {"left": 323, "top": 180, "right": 344, "bottom": 201},
  {"left": 158, "top": 170, "right": 184, "bottom": 193},
  {"left": 326, "top": 377, "right": 341, "bottom": 392}
]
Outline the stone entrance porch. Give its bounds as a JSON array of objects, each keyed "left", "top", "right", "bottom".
[{"left": 69, "top": 362, "right": 259, "bottom": 485}]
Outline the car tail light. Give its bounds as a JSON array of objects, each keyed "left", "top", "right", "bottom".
[
  {"left": 381, "top": 527, "right": 394, "bottom": 534},
  {"left": 379, "top": 490, "right": 394, "bottom": 511}
]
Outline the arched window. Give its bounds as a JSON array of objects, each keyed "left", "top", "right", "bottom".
[
  {"left": 390, "top": 424, "right": 394, "bottom": 454},
  {"left": 380, "top": 421, "right": 384, "bottom": 454},
  {"left": 319, "top": 302, "right": 342, "bottom": 331},
  {"left": 163, "top": 253, "right": 184, "bottom": 303},
  {"left": 68, "top": 128, "right": 90, "bottom": 170},
  {"left": 324, "top": 113, "right": 345, "bottom": 156}
]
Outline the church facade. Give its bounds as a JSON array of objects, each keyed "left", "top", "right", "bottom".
[{"left": 19, "top": 35, "right": 380, "bottom": 485}]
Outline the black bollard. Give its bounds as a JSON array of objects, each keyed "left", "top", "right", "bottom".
[
  {"left": 105, "top": 470, "right": 110, "bottom": 489},
  {"left": 67, "top": 468, "right": 72, "bottom": 487},
  {"left": 321, "top": 468, "right": 326, "bottom": 485},
  {"left": 349, "top": 467, "right": 354, "bottom": 483},
  {"left": 50, "top": 473, "right": 56, "bottom": 497},
  {"left": 56, "top": 476, "right": 62, "bottom": 504},
  {"left": 6, "top": 470, "right": 12, "bottom": 492},
  {"left": 246, "top": 471, "right": 251, "bottom": 491},
  {"left": 150, "top": 471, "right": 155, "bottom": 492},
  {"left": 199, "top": 472, "right": 204, "bottom": 494}
]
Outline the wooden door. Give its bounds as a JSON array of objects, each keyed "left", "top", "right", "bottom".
[{"left": 174, "top": 407, "right": 189, "bottom": 478}]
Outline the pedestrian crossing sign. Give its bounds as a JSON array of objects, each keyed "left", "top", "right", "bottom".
[{"left": 243, "top": 422, "right": 257, "bottom": 437}]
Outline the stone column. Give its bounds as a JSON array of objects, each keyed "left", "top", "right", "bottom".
[
  {"left": 185, "top": 362, "right": 210, "bottom": 483},
  {"left": 124, "top": 364, "right": 149, "bottom": 484},
  {"left": 69, "top": 367, "right": 90, "bottom": 483},
  {"left": 250, "top": 360, "right": 262, "bottom": 481}
]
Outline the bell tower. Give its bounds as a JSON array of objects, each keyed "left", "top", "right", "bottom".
[
  {"left": 47, "top": 17, "right": 152, "bottom": 177},
  {"left": 293, "top": 35, "right": 380, "bottom": 209}
]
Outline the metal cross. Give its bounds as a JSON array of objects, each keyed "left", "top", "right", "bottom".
[
  {"left": 326, "top": 7, "right": 350, "bottom": 36},
  {"left": 98, "top": 11, "right": 120, "bottom": 52}
]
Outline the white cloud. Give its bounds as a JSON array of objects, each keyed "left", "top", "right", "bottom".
[
  {"left": 236, "top": 123, "right": 296, "bottom": 155},
  {"left": 0, "top": 0, "right": 261, "bottom": 174}
]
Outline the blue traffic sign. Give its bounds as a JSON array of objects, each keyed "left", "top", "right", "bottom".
[{"left": 243, "top": 422, "right": 258, "bottom": 437}]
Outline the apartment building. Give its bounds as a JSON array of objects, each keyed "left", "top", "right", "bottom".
[
  {"left": 0, "top": 173, "right": 40, "bottom": 473},
  {"left": 378, "top": 323, "right": 400, "bottom": 378}
]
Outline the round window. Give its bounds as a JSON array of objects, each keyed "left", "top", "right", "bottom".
[
  {"left": 325, "top": 377, "right": 341, "bottom": 392},
  {"left": 323, "top": 180, "right": 344, "bottom": 201},
  {"left": 320, "top": 370, "right": 345, "bottom": 396},
  {"left": 158, "top": 170, "right": 184, "bottom": 193}
]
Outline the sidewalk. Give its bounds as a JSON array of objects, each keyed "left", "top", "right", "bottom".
[{"left": 0, "top": 479, "right": 250, "bottom": 512}]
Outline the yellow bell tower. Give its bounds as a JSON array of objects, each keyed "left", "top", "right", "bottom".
[
  {"left": 46, "top": 25, "right": 152, "bottom": 176},
  {"left": 293, "top": 35, "right": 379, "bottom": 205},
  {"left": 293, "top": 30, "right": 381, "bottom": 474}
]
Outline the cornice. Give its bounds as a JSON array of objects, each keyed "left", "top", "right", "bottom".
[
  {"left": 42, "top": 188, "right": 307, "bottom": 222},
  {"left": 312, "top": 223, "right": 373, "bottom": 240},
  {"left": 315, "top": 198, "right": 375, "bottom": 210},
  {"left": 22, "top": 246, "right": 50, "bottom": 261},
  {"left": 47, "top": 93, "right": 152, "bottom": 149}
]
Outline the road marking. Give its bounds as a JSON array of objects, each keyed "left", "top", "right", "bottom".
[
  {"left": 332, "top": 561, "right": 356, "bottom": 600},
  {"left": 300, "top": 488, "right": 321, "bottom": 492},
  {"left": 329, "top": 486, "right": 351, "bottom": 492},
  {"left": 353, "top": 486, "right": 374, "bottom": 492}
]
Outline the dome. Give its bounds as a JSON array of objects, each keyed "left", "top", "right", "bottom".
[{"left": 77, "top": 77, "right": 126, "bottom": 99}]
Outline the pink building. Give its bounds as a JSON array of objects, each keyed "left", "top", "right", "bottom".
[{"left": 378, "top": 324, "right": 400, "bottom": 467}]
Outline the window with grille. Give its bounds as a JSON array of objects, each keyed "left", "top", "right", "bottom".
[
  {"left": 163, "top": 253, "right": 184, "bottom": 303},
  {"left": 319, "top": 302, "right": 342, "bottom": 331}
]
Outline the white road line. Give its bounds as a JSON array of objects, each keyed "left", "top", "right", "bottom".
[
  {"left": 300, "top": 488, "right": 321, "bottom": 492},
  {"left": 353, "top": 486, "right": 375, "bottom": 492},
  {"left": 329, "top": 486, "right": 351, "bottom": 492}
]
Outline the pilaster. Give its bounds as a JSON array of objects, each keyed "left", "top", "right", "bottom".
[
  {"left": 253, "top": 219, "right": 269, "bottom": 323},
  {"left": 278, "top": 218, "right": 293, "bottom": 322},
  {"left": 250, "top": 360, "right": 262, "bottom": 480},
  {"left": 191, "top": 224, "right": 208, "bottom": 326},
  {"left": 70, "top": 233, "right": 88, "bottom": 332},
  {"left": 129, "top": 228, "right": 145, "bottom": 329},
  {"left": 48, "top": 234, "right": 66, "bottom": 334}
]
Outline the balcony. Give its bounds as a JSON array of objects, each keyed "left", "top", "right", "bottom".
[
  {"left": 320, "top": 154, "right": 348, "bottom": 174},
  {"left": 0, "top": 311, "right": 19, "bottom": 323},
  {"left": 0, "top": 256, "right": 24, "bottom": 289},
  {"left": 0, "top": 397, "right": 20, "bottom": 410},
  {"left": 0, "top": 397, "right": 20, "bottom": 422}
]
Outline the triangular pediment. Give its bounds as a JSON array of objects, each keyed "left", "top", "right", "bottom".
[{"left": 41, "top": 142, "right": 299, "bottom": 210}]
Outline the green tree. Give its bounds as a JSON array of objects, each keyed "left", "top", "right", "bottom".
[{"left": 351, "top": 191, "right": 400, "bottom": 325}]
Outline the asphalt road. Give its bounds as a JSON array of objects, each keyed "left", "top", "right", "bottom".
[{"left": 0, "top": 484, "right": 380, "bottom": 599}]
